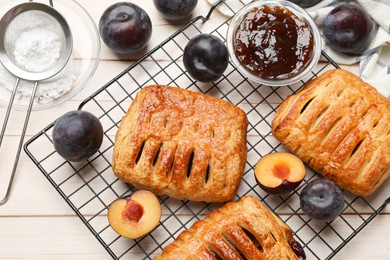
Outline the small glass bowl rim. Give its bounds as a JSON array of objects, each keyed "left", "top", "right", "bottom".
[{"left": 226, "top": 0, "right": 322, "bottom": 87}]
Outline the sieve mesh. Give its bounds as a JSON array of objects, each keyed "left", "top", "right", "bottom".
[{"left": 4, "top": 10, "right": 66, "bottom": 73}]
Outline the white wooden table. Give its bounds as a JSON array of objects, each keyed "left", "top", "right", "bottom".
[{"left": 0, "top": 0, "right": 388, "bottom": 259}]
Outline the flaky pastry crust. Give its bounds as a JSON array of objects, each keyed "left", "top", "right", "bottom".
[
  {"left": 154, "top": 196, "right": 302, "bottom": 260},
  {"left": 112, "top": 85, "right": 248, "bottom": 202},
  {"left": 272, "top": 69, "right": 390, "bottom": 196}
]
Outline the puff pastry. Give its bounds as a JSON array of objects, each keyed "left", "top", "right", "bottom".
[
  {"left": 154, "top": 196, "right": 304, "bottom": 260},
  {"left": 272, "top": 69, "right": 390, "bottom": 196},
  {"left": 112, "top": 85, "right": 248, "bottom": 202}
]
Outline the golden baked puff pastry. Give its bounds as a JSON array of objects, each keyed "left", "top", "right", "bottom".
[
  {"left": 272, "top": 69, "right": 390, "bottom": 196},
  {"left": 154, "top": 196, "right": 305, "bottom": 260},
  {"left": 112, "top": 85, "right": 248, "bottom": 202}
]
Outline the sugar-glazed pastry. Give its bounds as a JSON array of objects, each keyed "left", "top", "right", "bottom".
[
  {"left": 112, "top": 85, "right": 248, "bottom": 202},
  {"left": 154, "top": 196, "right": 305, "bottom": 260},
  {"left": 272, "top": 69, "right": 390, "bottom": 196}
]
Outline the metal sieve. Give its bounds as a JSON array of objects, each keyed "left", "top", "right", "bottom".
[{"left": 0, "top": 1, "right": 72, "bottom": 205}]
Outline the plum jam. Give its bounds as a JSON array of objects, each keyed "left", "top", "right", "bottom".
[
  {"left": 233, "top": 5, "right": 314, "bottom": 80},
  {"left": 290, "top": 240, "right": 306, "bottom": 260}
]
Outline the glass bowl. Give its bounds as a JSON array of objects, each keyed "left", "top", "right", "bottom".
[
  {"left": 0, "top": 0, "right": 100, "bottom": 111},
  {"left": 226, "top": 0, "right": 322, "bottom": 86}
]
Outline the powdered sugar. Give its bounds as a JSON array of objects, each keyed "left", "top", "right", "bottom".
[
  {"left": 0, "top": 25, "right": 76, "bottom": 105},
  {"left": 0, "top": 59, "right": 76, "bottom": 104},
  {"left": 13, "top": 28, "right": 62, "bottom": 73}
]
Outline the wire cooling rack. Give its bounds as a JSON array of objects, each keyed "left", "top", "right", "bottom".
[{"left": 24, "top": 0, "right": 389, "bottom": 259}]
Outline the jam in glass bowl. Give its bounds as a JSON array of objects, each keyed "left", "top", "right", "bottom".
[{"left": 226, "top": 0, "right": 322, "bottom": 86}]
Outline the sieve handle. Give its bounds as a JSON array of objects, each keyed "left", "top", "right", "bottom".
[
  {"left": 0, "top": 80, "right": 38, "bottom": 205},
  {"left": 0, "top": 78, "right": 20, "bottom": 148}
]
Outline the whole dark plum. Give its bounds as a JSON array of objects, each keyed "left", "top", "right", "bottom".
[
  {"left": 300, "top": 178, "right": 344, "bottom": 222},
  {"left": 53, "top": 110, "right": 103, "bottom": 162},
  {"left": 323, "top": 3, "right": 374, "bottom": 55},
  {"left": 288, "top": 0, "right": 322, "bottom": 8},
  {"left": 183, "top": 34, "right": 229, "bottom": 82},
  {"left": 153, "top": 0, "right": 198, "bottom": 21},
  {"left": 99, "top": 2, "right": 152, "bottom": 54}
]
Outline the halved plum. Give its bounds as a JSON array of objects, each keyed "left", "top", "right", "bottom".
[
  {"left": 108, "top": 190, "right": 162, "bottom": 239},
  {"left": 255, "top": 152, "right": 306, "bottom": 194}
]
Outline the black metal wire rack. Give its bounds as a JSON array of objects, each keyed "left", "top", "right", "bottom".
[{"left": 24, "top": 0, "right": 389, "bottom": 259}]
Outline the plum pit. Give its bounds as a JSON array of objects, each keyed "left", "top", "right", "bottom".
[{"left": 123, "top": 200, "right": 144, "bottom": 222}]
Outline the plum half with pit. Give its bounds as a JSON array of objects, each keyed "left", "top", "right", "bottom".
[
  {"left": 108, "top": 190, "right": 162, "bottom": 239},
  {"left": 300, "top": 178, "right": 344, "bottom": 222},
  {"left": 153, "top": 0, "right": 198, "bottom": 21},
  {"left": 99, "top": 2, "right": 152, "bottom": 54},
  {"left": 254, "top": 152, "right": 306, "bottom": 194},
  {"left": 323, "top": 3, "right": 374, "bottom": 55},
  {"left": 183, "top": 34, "right": 229, "bottom": 82},
  {"left": 53, "top": 110, "right": 103, "bottom": 162}
]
